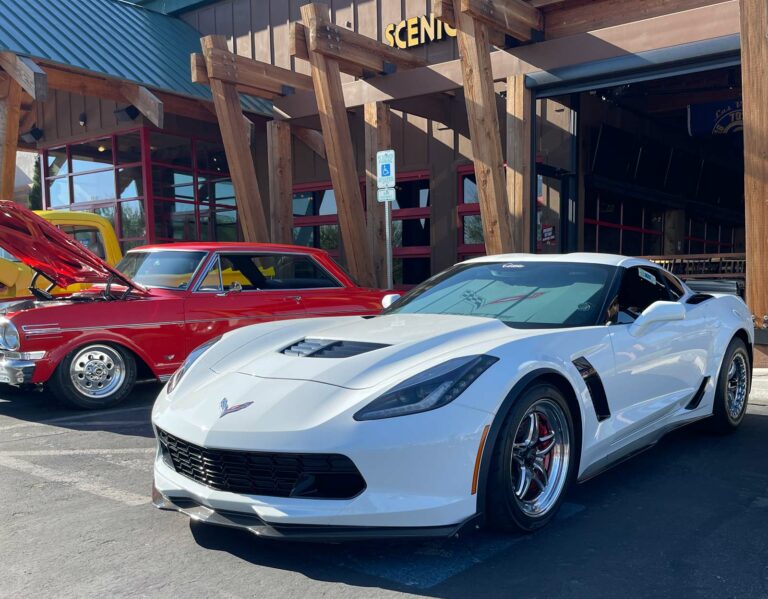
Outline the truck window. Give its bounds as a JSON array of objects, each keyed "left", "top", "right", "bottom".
[{"left": 57, "top": 225, "right": 106, "bottom": 259}]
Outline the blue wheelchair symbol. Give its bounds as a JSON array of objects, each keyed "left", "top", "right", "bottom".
[{"left": 381, "top": 164, "right": 391, "bottom": 177}]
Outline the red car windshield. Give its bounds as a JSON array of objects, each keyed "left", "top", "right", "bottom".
[{"left": 116, "top": 251, "right": 207, "bottom": 290}]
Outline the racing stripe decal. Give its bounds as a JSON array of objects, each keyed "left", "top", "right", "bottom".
[{"left": 572, "top": 357, "right": 611, "bottom": 422}]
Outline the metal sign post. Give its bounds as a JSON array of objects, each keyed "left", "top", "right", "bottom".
[{"left": 376, "top": 149, "right": 396, "bottom": 289}]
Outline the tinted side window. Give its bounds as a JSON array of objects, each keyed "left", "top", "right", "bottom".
[
  {"left": 215, "top": 253, "right": 341, "bottom": 291},
  {"left": 616, "top": 266, "right": 671, "bottom": 320},
  {"left": 660, "top": 271, "right": 686, "bottom": 300}
]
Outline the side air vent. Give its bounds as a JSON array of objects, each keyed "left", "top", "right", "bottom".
[{"left": 282, "top": 338, "right": 389, "bottom": 358}]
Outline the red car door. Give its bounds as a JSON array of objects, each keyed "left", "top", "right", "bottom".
[{"left": 183, "top": 251, "right": 307, "bottom": 354}]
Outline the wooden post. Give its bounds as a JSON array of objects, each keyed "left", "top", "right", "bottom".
[
  {"left": 301, "top": 3, "right": 375, "bottom": 287},
  {"left": 740, "top": 0, "right": 768, "bottom": 325},
  {"left": 0, "top": 79, "right": 22, "bottom": 201},
  {"left": 506, "top": 75, "right": 531, "bottom": 252},
  {"left": 364, "top": 102, "right": 391, "bottom": 288},
  {"left": 267, "top": 120, "right": 293, "bottom": 245},
  {"left": 202, "top": 35, "right": 269, "bottom": 242},
  {"left": 453, "top": 1, "right": 515, "bottom": 254}
]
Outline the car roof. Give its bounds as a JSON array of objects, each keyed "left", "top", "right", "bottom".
[
  {"left": 124, "top": 242, "right": 330, "bottom": 256},
  {"left": 464, "top": 253, "right": 661, "bottom": 269}
]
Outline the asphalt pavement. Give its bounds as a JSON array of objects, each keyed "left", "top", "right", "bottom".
[{"left": 2, "top": 375, "right": 768, "bottom": 599}]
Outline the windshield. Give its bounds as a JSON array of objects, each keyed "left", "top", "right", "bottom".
[
  {"left": 116, "top": 251, "right": 207, "bottom": 289},
  {"left": 385, "top": 261, "right": 617, "bottom": 328}
]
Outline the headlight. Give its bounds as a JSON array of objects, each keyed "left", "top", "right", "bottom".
[
  {"left": 166, "top": 336, "right": 222, "bottom": 394},
  {"left": 0, "top": 318, "right": 19, "bottom": 351},
  {"left": 354, "top": 355, "right": 498, "bottom": 421}
]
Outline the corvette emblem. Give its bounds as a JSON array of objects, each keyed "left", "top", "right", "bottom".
[{"left": 219, "top": 398, "right": 254, "bottom": 418}]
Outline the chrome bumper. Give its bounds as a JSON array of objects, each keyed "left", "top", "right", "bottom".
[{"left": 0, "top": 351, "right": 42, "bottom": 385}]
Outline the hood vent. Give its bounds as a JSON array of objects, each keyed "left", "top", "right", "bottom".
[{"left": 282, "top": 338, "right": 389, "bottom": 358}]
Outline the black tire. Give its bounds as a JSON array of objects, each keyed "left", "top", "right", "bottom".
[
  {"left": 486, "top": 383, "right": 577, "bottom": 533},
  {"left": 710, "top": 337, "right": 750, "bottom": 434},
  {"left": 49, "top": 343, "right": 137, "bottom": 410}
]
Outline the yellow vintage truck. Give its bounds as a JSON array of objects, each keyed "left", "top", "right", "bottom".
[{"left": 0, "top": 210, "right": 122, "bottom": 298}]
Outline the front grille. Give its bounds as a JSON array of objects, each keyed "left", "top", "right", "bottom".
[{"left": 157, "top": 429, "right": 366, "bottom": 500}]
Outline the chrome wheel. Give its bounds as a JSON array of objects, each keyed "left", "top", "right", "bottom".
[
  {"left": 726, "top": 353, "right": 748, "bottom": 420},
  {"left": 511, "top": 398, "right": 570, "bottom": 518},
  {"left": 69, "top": 345, "right": 126, "bottom": 399}
]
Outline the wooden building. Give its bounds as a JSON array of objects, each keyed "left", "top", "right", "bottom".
[{"left": 1, "top": 0, "right": 766, "bottom": 354}]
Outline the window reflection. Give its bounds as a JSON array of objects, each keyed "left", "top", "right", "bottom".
[{"left": 71, "top": 139, "right": 113, "bottom": 173}]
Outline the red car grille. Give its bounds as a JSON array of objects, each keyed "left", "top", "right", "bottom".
[{"left": 157, "top": 429, "right": 366, "bottom": 500}]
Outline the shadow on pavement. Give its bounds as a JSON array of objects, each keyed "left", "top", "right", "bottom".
[
  {"left": 0, "top": 382, "right": 161, "bottom": 439},
  {"left": 187, "top": 413, "right": 768, "bottom": 598}
]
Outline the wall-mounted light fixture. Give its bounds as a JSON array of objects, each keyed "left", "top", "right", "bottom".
[
  {"left": 78, "top": 112, "right": 87, "bottom": 127},
  {"left": 20, "top": 126, "right": 44, "bottom": 144},
  {"left": 114, "top": 105, "right": 140, "bottom": 122}
]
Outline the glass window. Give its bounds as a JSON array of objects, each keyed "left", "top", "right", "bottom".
[
  {"left": 198, "top": 176, "right": 235, "bottom": 205},
  {"left": 198, "top": 257, "right": 223, "bottom": 291},
  {"left": 46, "top": 148, "right": 68, "bottom": 177},
  {"left": 217, "top": 253, "right": 340, "bottom": 290},
  {"left": 71, "top": 139, "right": 113, "bottom": 173},
  {"left": 48, "top": 178, "right": 70, "bottom": 207},
  {"left": 72, "top": 171, "right": 115, "bottom": 203},
  {"left": 119, "top": 200, "right": 146, "bottom": 238},
  {"left": 661, "top": 271, "right": 686, "bottom": 300},
  {"left": 57, "top": 225, "right": 107, "bottom": 259},
  {"left": 388, "top": 261, "right": 616, "bottom": 328},
  {"left": 154, "top": 201, "right": 197, "bottom": 240},
  {"left": 196, "top": 140, "right": 228, "bottom": 172},
  {"left": 392, "top": 218, "right": 430, "bottom": 248},
  {"left": 463, "top": 215, "right": 484, "bottom": 245},
  {"left": 394, "top": 179, "right": 429, "bottom": 210},
  {"left": 117, "top": 167, "right": 144, "bottom": 199},
  {"left": 150, "top": 132, "right": 192, "bottom": 167},
  {"left": 120, "top": 239, "right": 147, "bottom": 253},
  {"left": 292, "top": 226, "right": 314, "bottom": 247},
  {"left": 152, "top": 167, "right": 195, "bottom": 200},
  {"left": 117, "top": 250, "right": 206, "bottom": 289},
  {"left": 292, "top": 189, "right": 338, "bottom": 217},
  {"left": 200, "top": 209, "right": 238, "bottom": 242},
  {"left": 116, "top": 132, "right": 142, "bottom": 164},
  {"left": 462, "top": 174, "right": 478, "bottom": 204},
  {"left": 616, "top": 266, "right": 671, "bottom": 320}
]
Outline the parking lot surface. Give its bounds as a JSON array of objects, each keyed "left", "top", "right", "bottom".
[{"left": 2, "top": 376, "right": 768, "bottom": 599}]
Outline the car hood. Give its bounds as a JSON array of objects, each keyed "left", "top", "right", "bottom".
[
  {"left": 208, "top": 313, "right": 537, "bottom": 390},
  {"left": 0, "top": 201, "right": 140, "bottom": 290}
]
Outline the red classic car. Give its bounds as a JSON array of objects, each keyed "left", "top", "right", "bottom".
[{"left": 0, "top": 201, "right": 388, "bottom": 409}]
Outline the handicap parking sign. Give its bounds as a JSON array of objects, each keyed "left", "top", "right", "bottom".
[{"left": 376, "top": 150, "right": 396, "bottom": 188}]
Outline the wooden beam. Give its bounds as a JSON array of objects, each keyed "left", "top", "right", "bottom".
[
  {"left": 202, "top": 35, "right": 269, "bottom": 242},
  {"left": 364, "top": 102, "right": 391, "bottom": 288},
  {"left": 0, "top": 52, "right": 47, "bottom": 101},
  {"left": 459, "top": 0, "right": 542, "bottom": 42},
  {"left": 119, "top": 83, "right": 164, "bottom": 129},
  {"left": 267, "top": 120, "right": 293, "bottom": 245},
  {"left": 19, "top": 102, "right": 37, "bottom": 133},
  {"left": 300, "top": 2, "right": 426, "bottom": 77},
  {"left": 300, "top": 3, "right": 375, "bottom": 287},
  {"left": 506, "top": 75, "right": 531, "bottom": 252},
  {"left": 291, "top": 125, "right": 326, "bottom": 159},
  {"left": 740, "top": 0, "right": 768, "bottom": 324},
  {"left": 276, "top": 1, "right": 740, "bottom": 119},
  {"left": 453, "top": 0, "right": 514, "bottom": 254},
  {"left": 0, "top": 80, "right": 22, "bottom": 200},
  {"left": 544, "top": 0, "right": 723, "bottom": 40},
  {"left": 197, "top": 46, "right": 314, "bottom": 95}
]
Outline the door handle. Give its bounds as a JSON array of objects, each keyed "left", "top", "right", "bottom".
[{"left": 290, "top": 295, "right": 302, "bottom": 303}]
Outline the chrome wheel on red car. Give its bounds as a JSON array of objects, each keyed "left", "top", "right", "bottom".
[
  {"left": 50, "top": 343, "right": 137, "bottom": 409},
  {"left": 69, "top": 345, "right": 126, "bottom": 399}
]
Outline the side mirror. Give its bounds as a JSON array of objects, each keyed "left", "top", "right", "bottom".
[
  {"left": 216, "top": 281, "right": 243, "bottom": 297},
  {"left": 381, "top": 293, "right": 401, "bottom": 309},
  {"left": 629, "top": 301, "right": 685, "bottom": 336}
]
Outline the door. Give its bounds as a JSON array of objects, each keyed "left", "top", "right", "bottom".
[
  {"left": 602, "top": 265, "right": 709, "bottom": 443},
  {"left": 534, "top": 95, "right": 579, "bottom": 253},
  {"left": 184, "top": 252, "right": 307, "bottom": 353}
]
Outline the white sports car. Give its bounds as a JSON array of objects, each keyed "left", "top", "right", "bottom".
[{"left": 152, "top": 254, "right": 753, "bottom": 540}]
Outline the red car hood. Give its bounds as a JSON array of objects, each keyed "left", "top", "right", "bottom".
[{"left": 0, "top": 201, "right": 143, "bottom": 291}]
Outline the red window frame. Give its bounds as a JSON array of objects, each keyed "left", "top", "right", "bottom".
[
  {"left": 41, "top": 126, "right": 238, "bottom": 251},
  {"left": 684, "top": 219, "right": 735, "bottom": 254},
  {"left": 457, "top": 165, "right": 486, "bottom": 261}
]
